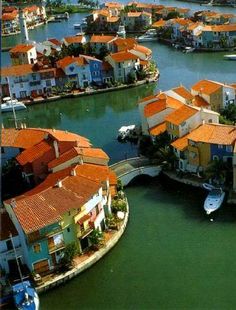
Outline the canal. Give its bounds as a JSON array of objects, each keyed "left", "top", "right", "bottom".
[{"left": 2, "top": 0, "right": 236, "bottom": 308}]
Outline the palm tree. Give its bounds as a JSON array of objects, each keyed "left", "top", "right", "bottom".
[{"left": 205, "top": 159, "right": 227, "bottom": 185}]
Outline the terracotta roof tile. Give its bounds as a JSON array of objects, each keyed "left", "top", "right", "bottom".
[
  {"left": 172, "top": 86, "right": 193, "bottom": 100},
  {"left": 192, "top": 95, "right": 209, "bottom": 107},
  {"left": 109, "top": 51, "right": 138, "bottom": 62},
  {"left": 165, "top": 105, "right": 198, "bottom": 126},
  {"left": 188, "top": 123, "right": 236, "bottom": 145},
  {"left": 144, "top": 99, "right": 166, "bottom": 117},
  {"left": 132, "top": 44, "right": 152, "bottom": 56},
  {"left": 57, "top": 56, "right": 88, "bottom": 69},
  {"left": 149, "top": 122, "right": 167, "bottom": 136},
  {"left": 152, "top": 19, "right": 166, "bottom": 28},
  {"left": 90, "top": 35, "right": 116, "bottom": 43},
  {"left": 16, "top": 140, "right": 52, "bottom": 165},
  {"left": 10, "top": 44, "right": 34, "bottom": 54},
  {"left": 191, "top": 79, "right": 222, "bottom": 95},
  {"left": 171, "top": 134, "right": 189, "bottom": 151},
  {"left": 1, "top": 64, "right": 34, "bottom": 77},
  {"left": 64, "top": 36, "right": 85, "bottom": 44}
]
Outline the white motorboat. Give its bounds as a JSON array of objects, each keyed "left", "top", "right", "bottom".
[
  {"left": 224, "top": 54, "right": 236, "bottom": 60},
  {"left": 74, "top": 23, "right": 82, "bottom": 29},
  {"left": 117, "top": 125, "right": 135, "bottom": 141},
  {"left": 204, "top": 188, "right": 225, "bottom": 215},
  {"left": 137, "top": 29, "right": 157, "bottom": 43},
  {"left": 1, "top": 99, "right": 27, "bottom": 113},
  {"left": 117, "top": 25, "right": 126, "bottom": 38},
  {"left": 183, "top": 46, "right": 195, "bottom": 53}
]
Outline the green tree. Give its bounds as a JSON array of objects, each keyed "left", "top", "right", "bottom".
[
  {"left": 166, "top": 11, "right": 180, "bottom": 20},
  {"left": 99, "top": 46, "right": 109, "bottom": 59},
  {"left": 205, "top": 159, "right": 228, "bottom": 185},
  {"left": 221, "top": 103, "right": 236, "bottom": 122},
  {"left": 127, "top": 71, "right": 136, "bottom": 84},
  {"left": 88, "top": 229, "right": 104, "bottom": 250},
  {"left": 60, "top": 242, "right": 79, "bottom": 269}
]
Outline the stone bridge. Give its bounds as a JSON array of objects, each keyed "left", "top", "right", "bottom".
[{"left": 110, "top": 157, "right": 162, "bottom": 186}]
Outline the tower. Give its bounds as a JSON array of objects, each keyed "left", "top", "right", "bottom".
[
  {"left": 19, "top": 9, "right": 29, "bottom": 43},
  {"left": 40, "top": 0, "right": 47, "bottom": 20}
]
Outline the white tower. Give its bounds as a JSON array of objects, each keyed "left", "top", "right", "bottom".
[
  {"left": 19, "top": 9, "right": 29, "bottom": 43},
  {"left": 40, "top": 0, "right": 47, "bottom": 20}
]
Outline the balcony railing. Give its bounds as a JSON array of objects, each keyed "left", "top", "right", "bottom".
[
  {"left": 77, "top": 227, "right": 93, "bottom": 239},
  {"left": 48, "top": 241, "right": 65, "bottom": 253},
  {"left": 30, "top": 81, "right": 41, "bottom": 86}
]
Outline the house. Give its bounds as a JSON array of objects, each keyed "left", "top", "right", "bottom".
[
  {"left": 80, "top": 55, "right": 103, "bottom": 85},
  {"left": 62, "top": 35, "right": 87, "bottom": 48},
  {"left": 129, "top": 44, "right": 152, "bottom": 60},
  {"left": 140, "top": 93, "right": 183, "bottom": 135},
  {"left": 112, "top": 37, "right": 137, "bottom": 53},
  {"left": 9, "top": 44, "right": 37, "bottom": 65},
  {"left": 105, "top": 51, "right": 140, "bottom": 83},
  {"left": 121, "top": 11, "right": 152, "bottom": 31},
  {"left": 165, "top": 104, "right": 219, "bottom": 140},
  {"left": 2, "top": 127, "right": 117, "bottom": 276},
  {"left": 43, "top": 38, "right": 62, "bottom": 52},
  {"left": 89, "top": 35, "right": 117, "bottom": 55},
  {"left": 165, "top": 85, "right": 194, "bottom": 105},
  {"left": 0, "top": 210, "right": 23, "bottom": 275},
  {"left": 201, "top": 24, "right": 236, "bottom": 49},
  {"left": 191, "top": 79, "right": 235, "bottom": 111},
  {"left": 57, "top": 56, "right": 91, "bottom": 89},
  {"left": 2, "top": 9, "right": 19, "bottom": 35},
  {"left": 1, "top": 64, "right": 57, "bottom": 99},
  {"left": 172, "top": 123, "right": 236, "bottom": 172},
  {"left": 101, "top": 61, "right": 114, "bottom": 84}
]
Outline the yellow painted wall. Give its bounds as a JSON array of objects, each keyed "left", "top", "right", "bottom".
[
  {"left": 187, "top": 143, "right": 211, "bottom": 169},
  {"left": 209, "top": 88, "right": 222, "bottom": 112},
  {"left": 166, "top": 121, "right": 179, "bottom": 138}
]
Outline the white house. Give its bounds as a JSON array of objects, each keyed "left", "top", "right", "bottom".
[
  {"left": 89, "top": 35, "right": 117, "bottom": 54},
  {"left": 9, "top": 44, "right": 37, "bottom": 65}
]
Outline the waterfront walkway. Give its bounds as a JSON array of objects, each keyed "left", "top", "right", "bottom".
[{"left": 36, "top": 201, "right": 129, "bottom": 294}]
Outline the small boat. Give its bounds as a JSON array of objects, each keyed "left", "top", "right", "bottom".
[
  {"left": 204, "top": 188, "right": 225, "bottom": 215},
  {"left": 117, "top": 125, "right": 136, "bottom": 141},
  {"left": 202, "top": 183, "right": 215, "bottom": 191},
  {"left": 224, "top": 54, "right": 236, "bottom": 60},
  {"left": 74, "top": 23, "right": 82, "bottom": 29},
  {"left": 137, "top": 29, "right": 157, "bottom": 43},
  {"left": 183, "top": 46, "right": 195, "bottom": 53},
  {"left": 1, "top": 99, "right": 27, "bottom": 113},
  {"left": 12, "top": 281, "right": 39, "bottom": 310},
  {"left": 117, "top": 25, "right": 126, "bottom": 38}
]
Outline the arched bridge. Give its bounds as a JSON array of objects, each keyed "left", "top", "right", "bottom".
[{"left": 110, "top": 157, "right": 162, "bottom": 186}]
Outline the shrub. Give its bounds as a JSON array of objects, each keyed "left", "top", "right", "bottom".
[{"left": 60, "top": 242, "right": 79, "bottom": 269}]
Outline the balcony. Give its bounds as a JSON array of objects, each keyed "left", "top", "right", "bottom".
[
  {"left": 48, "top": 241, "right": 65, "bottom": 253},
  {"left": 77, "top": 227, "right": 93, "bottom": 239},
  {"left": 30, "top": 81, "right": 41, "bottom": 86}
]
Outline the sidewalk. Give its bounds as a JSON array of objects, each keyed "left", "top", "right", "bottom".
[{"left": 36, "top": 204, "right": 129, "bottom": 294}]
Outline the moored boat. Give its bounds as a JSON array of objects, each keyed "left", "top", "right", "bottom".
[
  {"left": 117, "top": 125, "right": 136, "bottom": 141},
  {"left": 12, "top": 281, "right": 39, "bottom": 310},
  {"left": 224, "top": 54, "right": 236, "bottom": 60},
  {"left": 137, "top": 29, "right": 157, "bottom": 43},
  {"left": 204, "top": 188, "right": 225, "bottom": 215},
  {"left": 1, "top": 99, "right": 27, "bottom": 113}
]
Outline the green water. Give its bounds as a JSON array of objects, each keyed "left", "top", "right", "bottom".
[{"left": 40, "top": 177, "right": 236, "bottom": 309}]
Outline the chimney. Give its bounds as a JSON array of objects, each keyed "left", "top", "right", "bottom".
[
  {"left": 56, "top": 180, "right": 62, "bottom": 188},
  {"left": 53, "top": 140, "right": 59, "bottom": 158},
  {"left": 71, "top": 168, "right": 76, "bottom": 176}
]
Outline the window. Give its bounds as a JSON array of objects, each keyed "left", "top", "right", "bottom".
[
  {"left": 46, "top": 80, "right": 51, "bottom": 87},
  {"left": 20, "top": 83, "right": 24, "bottom": 88},
  {"left": 218, "top": 144, "right": 223, "bottom": 149},
  {"left": 68, "top": 211, "right": 71, "bottom": 216},
  {"left": 33, "top": 243, "right": 41, "bottom": 253},
  {"left": 32, "top": 74, "right": 37, "bottom": 81},
  {"left": 67, "top": 227, "right": 70, "bottom": 233},
  {"left": 1, "top": 147, "right": 5, "bottom": 154},
  {"left": 213, "top": 155, "right": 219, "bottom": 161},
  {"left": 6, "top": 240, "right": 13, "bottom": 251},
  {"left": 94, "top": 63, "right": 98, "bottom": 69},
  {"left": 226, "top": 145, "right": 233, "bottom": 153}
]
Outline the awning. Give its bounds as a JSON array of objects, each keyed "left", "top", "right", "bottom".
[{"left": 77, "top": 214, "right": 90, "bottom": 225}]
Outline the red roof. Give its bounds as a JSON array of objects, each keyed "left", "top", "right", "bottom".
[
  {"left": 144, "top": 99, "right": 166, "bottom": 117},
  {"left": 57, "top": 56, "right": 88, "bottom": 69},
  {"left": 90, "top": 35, "right": 116, "bottom": 43},
  {"left": 165, "top": 105, "right": 198, "bottom": 126},
  {"left": 10, "top": 44, "right": 34, "bottom": 54},
  {"left": 109, "top": 51, "right": 138, "bottom": 62},
  {"left": 64, "top": 36, "right": 85, "bottom": 44}
]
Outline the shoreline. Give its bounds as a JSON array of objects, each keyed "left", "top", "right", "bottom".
[
  {"left": 21, "top": 74, "right": 159, "bottom": 107},
  {"left": 36, "top": 200, "right": 129, "bottom": 294}
]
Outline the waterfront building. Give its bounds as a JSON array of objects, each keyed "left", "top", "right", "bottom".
[
  {"left": 2, "top": 8, "right": 19, "bottom": 35},
  {"left": 1, "top": 64, "right": 57, "bottom": 99},
  {"left": 2, "top": 128, "right": 117, "bottom": 275},
  {"left": 43, "top": 38, "right": 62, "bottom": 52},
  {"left": 56, "top": 56, "right": 91, "bottom": 89},
  {"left": 120, "top": 11, "right": 152, "bottom": 31},
  {"left": 80, "top": 55, "right": 103, "bottom": 85},
  {"left": 191, "top": 79, "right": 235, "bottom": 111},
  {"left": 172, "top": 123, "right": 236, "bottom": 173},
  {"left": 195, "top": 11, "right": 236, "bottom": 25},
  {"left": 105, "top": 51, "right": 140, "bottom": 83},
  {"left": 89, "top": 35, "right": 117, "bottom": 55},
  {"left": 112, "top": 37, "right": 137, "bottom": 53},
  {"left": 9, "top": 44, "right": 37, "bottom": 65},
  {"left": 0, "top": 210, "right": 23, "bottom": 275},
  {"left": 62, "top": 35, "right": 87, "bottom": 48}
]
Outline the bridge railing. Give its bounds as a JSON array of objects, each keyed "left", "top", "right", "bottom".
[{"left": 110, "top": 156, "right": 151, "bottom": 170}]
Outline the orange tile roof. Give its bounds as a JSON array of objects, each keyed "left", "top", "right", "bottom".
[
  {"left": 48, "top": 147, "right": 81, "bottom": 169},
  {"left": 127, "top": 12, "right": 142, "bottom": 17},
  {"left": 144, "top": 99, "right": 166, "bottom": 117},
  {"left": 152, "top": 19, "right": 166, "bottom": 28},
  {"left": 64, "top": 36, "right": 85, "bottom": 44},
  {"left": 230, "top": 83, "right": 236, "bottom": 89},
  {"left": 172, "top": 86, "right": 193, "bottom": 100},
  {"left": 165, "top": 105, "right": 198, "bottom": 126},
  {"left": 191, "top": 79, "right": 222, "bottom": 95},
  {"left": 113, "top": 37, "right": 137, "bottom": 50},
  {"left": 10, "top": 44, "right": 34, "bottom": 54},
  {"left": 149, "top": 122, "right": 167, "bottom": 136},
  {"left": 192, "top": 95, "right": 209, "bottom": 107},
  {"left": 1, "top": 64, "right": 34, "bottom": 77},
  {"left": 138, "top": 94, "right": 158, "bottom": 104},
  {"left": 173, "top": 18, "right": 192, "bottom": 26},
  {"left": 23, "top": 5, "right": 39, "bottom": 12},
  {"left": 90, "top": 35, "right": 116, "bottom": 43},
  {"left": 16, "top": 140, "right": 52, "bottom": 165},
  {"left": 165, "top": 95, "right": 184, "bottom": 109},
  {"left": 95, "top": 9, "right": 110, "bottom": 17},
  {"left": 187, "top": 123, "right": 236, "bottom": 145},
  {"left": 109, "top": 51, "right": 138, "bottom": 62},
  {"left": 2, "top": 12, "right": 18, "bottom": 21},
  {"left": 48, "top": 38, "right": 61, "bottom": 46},
  {"left": 171, "top": 134, "right": 189, "bottom": 151},
  {"left": 209, "top": 24, "right": 236, "bottom": 32},
  {"left": 107, "top": 16, "right": 120, "bottom": 22},
  {"left": 132, "top": 44, "right": 152, "bottom": 56},
  {"left": 57, "top": 56, "right": 88, "bottom": 69},
  {"left": 78, "top": 147, "right": 109, "bottom": 160},
  {"left": 105, "top": 2, "right": 123, "bottom": 8}
]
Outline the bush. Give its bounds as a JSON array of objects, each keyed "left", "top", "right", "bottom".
[
  {"left": 60, "top": 242, "right": 79, "bottom": 269},
  {"left": 127, "top": 71, "right": 136, "bottom": 84},
  {"left": 88, "top": 229, "right": 104, "bottom": 250},
  {"left": 112, "top": 199, "right": 127, "bottom": 213}
]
